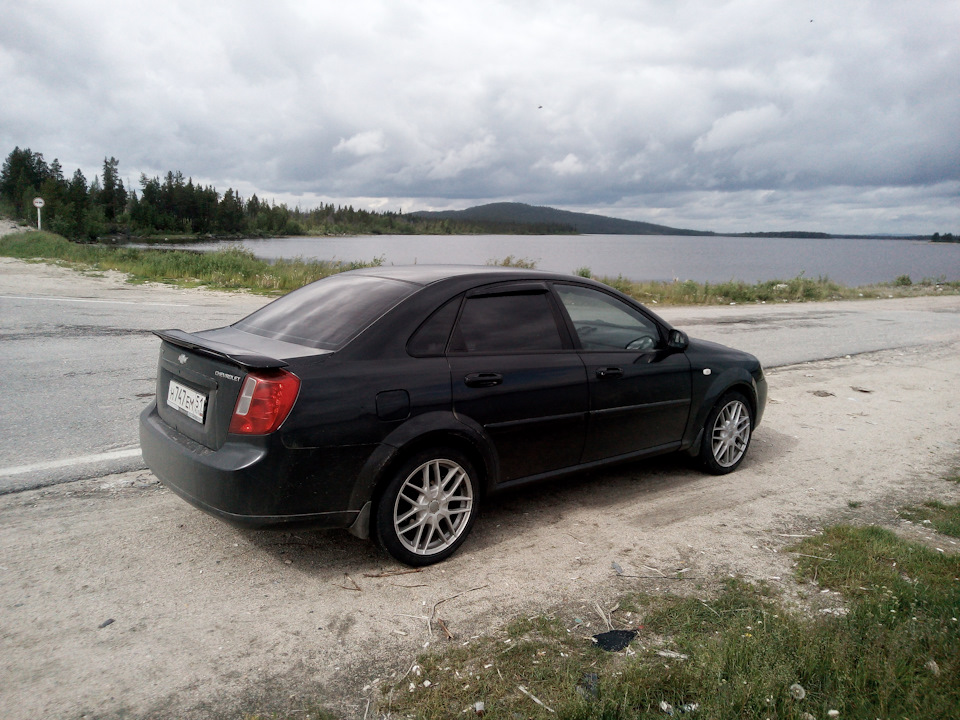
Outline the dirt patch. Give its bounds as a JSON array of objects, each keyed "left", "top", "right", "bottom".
[
  {"left": 2, "top": 267, "right": 960, "bottom": 719},
  {"left": 0, "top": 217, "right": 29, "bottom": 237},
  {"left": 0, "top": 254, "right": 266, "bottom": 311}
]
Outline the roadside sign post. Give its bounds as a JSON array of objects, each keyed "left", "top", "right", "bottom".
[{"left": 33, "top": 197, "right": 45, "bottom": 230}]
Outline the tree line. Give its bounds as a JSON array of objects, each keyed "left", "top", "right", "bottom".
[{"left": 0, "top": 147, "right": 574, "bottom": 240}]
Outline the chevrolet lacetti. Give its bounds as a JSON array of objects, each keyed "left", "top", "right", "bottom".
[{"left": 140, "top": 266, "right": 767, "bottom": 565}]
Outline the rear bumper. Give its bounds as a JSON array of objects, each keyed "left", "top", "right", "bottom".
[{"left": 139, "top": 402, "right": 361, "bottom": 529}]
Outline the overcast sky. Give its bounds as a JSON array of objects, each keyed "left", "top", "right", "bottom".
[{"left": 2, "top": 0, "right": 958, "bottom": 234}]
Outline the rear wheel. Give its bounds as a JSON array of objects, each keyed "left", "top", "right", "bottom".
[
  {"left": 699, "top": 392, "right": 753, "bottom": 474},
  {"left": 374, "top": 448, "right": 479, "bottom": 566}
]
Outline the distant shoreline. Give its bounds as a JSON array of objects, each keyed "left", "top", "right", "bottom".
[
  {"left": 2, "top": 229, "right": 958, "bottom": 302},
  {"left": 0, "top": 214, "right": 949, "bottom": 247},
  {"left": 98, "top": 228, "right": 941, "bottom": 244}
]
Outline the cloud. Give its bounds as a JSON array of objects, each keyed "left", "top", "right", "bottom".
[
  {"left": 425, "top": 134, "right": 498, "bottom": 180},
  {"left": 1, "top": 0, "right": 958, "bottom": 234},
  {"left": 547, "top": 154, "right": 588, "bottom": 177},
  {"left": 333, "top": 131, "right": 386, "bottom": 157},
  {"left": 694, "top": 105, "right": 784, "bottom": 153}
]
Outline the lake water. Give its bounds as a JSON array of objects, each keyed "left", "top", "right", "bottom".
[{"left": 159, "top": 234, "right": 960, "bottom": 285}]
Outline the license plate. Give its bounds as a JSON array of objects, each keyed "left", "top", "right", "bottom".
[{"left": 167, "top": 380, "right": 207, "bottom": 423}]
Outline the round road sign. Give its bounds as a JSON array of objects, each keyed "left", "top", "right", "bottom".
[{"left": 33, "top": 197, "right": 45, "bottom": 208}]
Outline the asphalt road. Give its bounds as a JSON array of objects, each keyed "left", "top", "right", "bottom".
[
  {"left": 2, "top": 261, "right": 959, "bottom": 493},
  {"left": 660, "top": 296, "right": 960, "bottom": 367},
  {"left": 0, "top": 266, "right": 267, "bottom": 493}
]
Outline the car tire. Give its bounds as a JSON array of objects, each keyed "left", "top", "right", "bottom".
[
  {"left": 698, "top": 391, "right": 753, "bottom": 474},
  {"left": 374, "top": 448, "right": 479, "bottom": 566}
]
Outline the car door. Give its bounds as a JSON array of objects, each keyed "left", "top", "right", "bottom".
[
  {"left": 448, "top": 282, "right": 589, "bottom": 484},
  {"left": 553, "top": 283, "right": 692, "bottom": 463}
]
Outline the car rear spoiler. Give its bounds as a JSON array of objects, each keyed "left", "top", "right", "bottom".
[{"left": 153, "top": 329, "right": 288, "bottom": 370}]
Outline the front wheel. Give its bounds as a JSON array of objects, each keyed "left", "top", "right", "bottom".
[
  {"left": 374, "top": 449, "right": 479, "bottom": 566},
  {"left": 698, "top": 392, "right": 753, "bottom": 474}
]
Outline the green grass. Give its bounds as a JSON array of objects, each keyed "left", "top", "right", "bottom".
[
  {"left": 592, "top": 272, "right": 960, "bottom": 305},
  {"left": 244, "top": 710, "right": 337, "bottom": 720},
  {"left": 377, "top": 527, "right": 960, "bottom": 719},
  {"left": 0, "top": 231, "right": 382, "bottom": 293},
  {"left": 486, "top": 254, "right": 538, "bottom": 268},
  {"left": 786, "top": 527, "right": 960, "bottom": 718},
  {"left": 900, "top": 500, "right": 960, "bottom": 538},
  {"left": 3, "top": 230, "right": 959, "bottom": 303}
]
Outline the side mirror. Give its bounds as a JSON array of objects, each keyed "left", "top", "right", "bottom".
[{"left": 667, "top": 329, "right": 689, "bottom": 350}]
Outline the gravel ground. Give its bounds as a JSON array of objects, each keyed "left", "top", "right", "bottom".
[{"left": 1, "top": 239, "right": 959, "bottom": 719}]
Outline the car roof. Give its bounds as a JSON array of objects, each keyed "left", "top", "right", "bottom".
[{"left": 348, "top": 264, "right": 572, "bottom": 286}]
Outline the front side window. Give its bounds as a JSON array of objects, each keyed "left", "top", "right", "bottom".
[
  {"left": 450, "top": 292, "right": 564, "bottom": 353},
  {"left": 555, "top": 284, "right": 661, "bottom": 351}
]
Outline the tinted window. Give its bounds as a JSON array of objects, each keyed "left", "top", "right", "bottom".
[
  {"left": 234, "top": 275, "right": 416, "bottom": 350},
  {"left": 407, "top": 296, "right": 462, "bottom": 357},
  {"left": 555, "top": 284, "right": 661, "bottom": 351},
  {"left": 451, "top": 293, "right": 563, "bottom": 353}
]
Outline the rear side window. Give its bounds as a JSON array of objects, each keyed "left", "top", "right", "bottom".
[
  {"left": 450, "top": 293, "right": 564, "bottom": 353},
  {"left": 234, "top": 275, "right": 416, "bottom": 350},
  {"left": 407, "top": 296, "right": 462, "bottom": 357}
]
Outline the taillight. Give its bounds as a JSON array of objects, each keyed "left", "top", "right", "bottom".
[{"left": 228, "top": 369, "right": 301, "bottom": 435}]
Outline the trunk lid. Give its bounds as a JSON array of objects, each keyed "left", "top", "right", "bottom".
[{"left": 153, "top": 329, "right": 300, "bottom": 450}]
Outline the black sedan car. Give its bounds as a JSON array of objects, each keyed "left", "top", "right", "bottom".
[{"left": 140, "top": 266, "right": 766, "bottom": 565}]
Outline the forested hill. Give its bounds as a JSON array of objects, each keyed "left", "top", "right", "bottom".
[{"left": 411, "top": 202, "right": 712, "bottom": 236}]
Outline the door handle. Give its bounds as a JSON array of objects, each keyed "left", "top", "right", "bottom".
[
  {"left": 464, "top": 372, "right": 503, "bottom": 388},
  {"left": 596, "top": 367, "right": 623, "bottom": 379}
]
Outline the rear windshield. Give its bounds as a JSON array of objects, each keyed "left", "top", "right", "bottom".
[{"left": 234, "top": 274, "right": 417, "bottom": 350}]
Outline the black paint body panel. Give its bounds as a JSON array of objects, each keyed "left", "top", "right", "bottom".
[{"left": 139, "top": 266, "right": 767, "bottom": 530}]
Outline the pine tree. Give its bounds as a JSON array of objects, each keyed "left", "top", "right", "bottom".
[
  {"left": 0, "top": 147, "right": 51, "bottom": 216},
  {"left": 99, "top": 156, "right": 127, "bottom": 221}
]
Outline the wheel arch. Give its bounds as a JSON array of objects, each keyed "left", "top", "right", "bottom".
[
  {"left": 721, "top": 380, "right": 760, "bottom": 421},
  {"left": 685, "top": 368, "right": 760, "bottom": 451},
  {"left": 347, "top": 411, "right": 499, "bottom": 535}
]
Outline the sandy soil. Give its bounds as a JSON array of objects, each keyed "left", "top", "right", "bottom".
[
  {"left": 0, "top": 217, "right": 27, "bottom": 237},
  {"left": 1, "top": 254, "right": 960, "bottom": 719}
]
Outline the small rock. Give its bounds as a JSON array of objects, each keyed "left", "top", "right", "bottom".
[
  {"left": 819, "top": 607, "right": 849, "bottom": 616},
  {"left": 98, "top": 618, "right": 115, "bottom": 629},
  {"left": 926, "top": 659, "right": 941, "bottom": 676},
  {"left": 827, "top": 711, "right": 840, "bottom": 718},
  {"left": 656, "top": 650, "right": 689, "bottom": 660}
]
